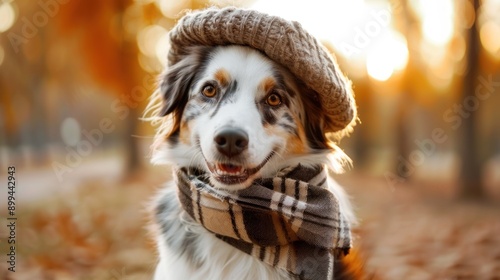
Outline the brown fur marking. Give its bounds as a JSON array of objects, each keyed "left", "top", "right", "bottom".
[
  {"left": 260, "top": 77, "right": 276, "bottom": 93},
  {"left": 214, "top": 68, "right": 231, "bottom": 87},
  {"left": 335, "top": 248, "right": 369, "bottom": 280},
  {"left": 179, "top": 120, "right": 191, "bottom": 145}
]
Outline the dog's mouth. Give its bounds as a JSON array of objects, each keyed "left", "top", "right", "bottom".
[
  {"left": 205, "top": 152, "right": 275, "bottom": 186},
  {"left": 207, "top": 162, "right": 250, "bottom": 185}
]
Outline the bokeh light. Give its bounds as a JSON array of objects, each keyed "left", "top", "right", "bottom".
[
  {"left": 60, "top": 117, "right": 82, "bottom": 147},
  {"left": 412, "top": 0, "right": 455, "bottom": 45},
  {"left": 449, "top": 35, "right": 467, "bottom": 62},
  {"left": 480, "top": 21, "right": 500, "bottom": 59},
  {"left": 251, "top": 0, "right": 377, "bottom": 57},
  {"left": 155, "top": 32, "right": 170, "bottom": 67},
  {"left": 0, "top": 2, "right": 16, "bottom": 33},
  {"left": 137, "top": 24, "right": 169, "bottom": 72},
  {"left": 137, "top": 25, "right": 167, "bottom": 57},
  {"left": 156, "top": 0, "right": 190, "bottom": 19},
  {"left": 478, "top": 0, "right": 500, "bottom": 60},
  {"left": 366, "top": 31, "right": 409, "bottom": 81},
  {"left": 123, "top": 4, "right": 146, "bottom": 39},
  {"left": 367, "top": 53, "right": 393, "bottom": 81},
  {"left": 250, "top": 0, "right": 416, "bottom": 82}
]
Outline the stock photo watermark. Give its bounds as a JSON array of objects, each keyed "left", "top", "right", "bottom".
[
  {"left": 7, "top": 0, "right": 70, "bottom": 53},
  {"left": 339, "top": 0, "right": 403, "bottom": 58},
  {"left": 5, "top": 166, "right": 17, "bottom": 273},
  {"left": 385, "top": 74, "right": 500, "bottom": 187},
  {"left": 340, "top": 8, "right": 391, "bottom": 57}
]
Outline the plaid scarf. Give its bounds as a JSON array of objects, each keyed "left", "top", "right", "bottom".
[{"left": 175, "top": 164, "right": 351, "bottom": 279}]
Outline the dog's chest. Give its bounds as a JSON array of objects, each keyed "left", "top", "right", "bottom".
[{"left": 153, "top": 185, "right": 292, "bottom": 280}]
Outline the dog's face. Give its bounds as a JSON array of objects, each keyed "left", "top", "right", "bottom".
[{"left": 153, "top": 45, "right": 334, "bottom": 190}]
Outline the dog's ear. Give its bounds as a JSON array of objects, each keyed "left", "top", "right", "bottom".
[
  {"left": 159, "top": 46, "right": 211, "bottom": 117},
  {"left": 159, "top": 65, "right": 190, "bottom": 117},
  {"left": 157, "top": 46, "right": 211, "bottom": 139},
  {"left": 300, "top": 87, "right": 332, "bottom": 150}
]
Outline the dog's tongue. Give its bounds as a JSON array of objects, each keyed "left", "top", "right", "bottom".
[{"left": 218, "top": 163, "right": 242, "bottom": 174}]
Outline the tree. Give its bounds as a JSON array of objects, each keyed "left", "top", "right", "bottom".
[
  {"left": 56, "top": 0, "right": 144, "bottom": 172},
  {"left": 394, "top": 0, "right": 418, "bottom": 179},
  {"left": 459, "top": 0, "right": 484, "bottom": 199}
]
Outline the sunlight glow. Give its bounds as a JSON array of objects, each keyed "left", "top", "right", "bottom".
[
  {"left": 366, "top": 31, "right": 409, "bottom": 81},
  {"left": 450, "top": 35, "right": 466, "bottom": 62},
  {"left": 155, "top": 32, "right": 170, "bottom": 67},
  {"left": 366, "top": 54, "right": 392, "bottom": 81},
  {"left": 419, "top": 41, "right": 447, "bottom": 67},
  {"left": 123, "top": 4, "right": 144, "bottom": 38},
  {"left": 137, "top": 25, "right": 167, "bottom": 57},
  {"left": 251, "top": 0, "right": 370, "bottom": 55},
  {"left": 412, "top": 0, "right": 455, "bottom": 45},
  {"left": 480, "top": 21, "right": 500, "bottom": 58},
  {"left": 137, "top": 24, "right": 169, "bottom": 72},
  {"left": 479, "top": 0, "right": 500, "bottom": 59},
  {"left": 156, "top": 0, "right": 190, "bottom": 19},
  {"left": 250, "top": 0, "right": 413, "bottom": 81},
  {"left": 427, "top": 62, "right": 454, "bottom": 89},
  {"left": 478, "top": 0, "right": 500, "bottom": 61},
  {"left": 0, "top": 2, "right": 16, "bottom": 33}
]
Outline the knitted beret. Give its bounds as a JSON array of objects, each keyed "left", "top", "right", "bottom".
[{"left": 168, "top": 7, "right": 357, "bottom": 134}]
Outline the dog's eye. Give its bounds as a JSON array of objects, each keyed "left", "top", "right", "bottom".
[
  {"left": 266, "top": 93, "right": 282, "bottom": 107},
  {"left": 202, "top": 85, "right": 217, "bottom": 98}
]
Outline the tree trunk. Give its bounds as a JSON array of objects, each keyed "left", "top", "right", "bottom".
[
  {"left": 395, "top": 0, "right": 416, "bottom": 179},
  {"left": 459, "top": 0, "right": 484, "bottom": 199},
  {"left": 124, "top": 108, "right": 141, "bottom": 172}
]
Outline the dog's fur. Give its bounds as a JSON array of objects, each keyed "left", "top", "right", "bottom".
[{"left": 147, "top": 45, "right": 360, "bottom": 279}]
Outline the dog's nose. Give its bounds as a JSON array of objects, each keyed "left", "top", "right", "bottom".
[{"left": 214, "top": 128, "right": 249, "bottom": 157}]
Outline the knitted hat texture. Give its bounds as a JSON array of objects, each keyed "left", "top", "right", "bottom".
[{"left": 168, "top": 7, "right": 357, "bottom": 133}]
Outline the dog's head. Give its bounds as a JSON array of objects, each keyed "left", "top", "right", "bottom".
[{"left": 148, "top": 45, "right": 349, "bottom": 190}]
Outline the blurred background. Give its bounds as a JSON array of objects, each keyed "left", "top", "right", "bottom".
[{"left": 0, "top": 0, "right": 499, "bottom": 279}]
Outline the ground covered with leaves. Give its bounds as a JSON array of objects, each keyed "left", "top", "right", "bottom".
[
  {"left": 342, "top": 175, "right": 500, "bottom": 280},
  {"left": 2, "top": 168, "right": 499, "bottom": 280}
]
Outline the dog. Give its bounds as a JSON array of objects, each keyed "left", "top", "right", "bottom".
[{"left": 146, "top": 43, "right": 362, "bottom": 279}]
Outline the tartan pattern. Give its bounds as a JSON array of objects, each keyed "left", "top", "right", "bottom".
[{"left": 175, "top": 164, "right": 351, "bottom": 279}]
